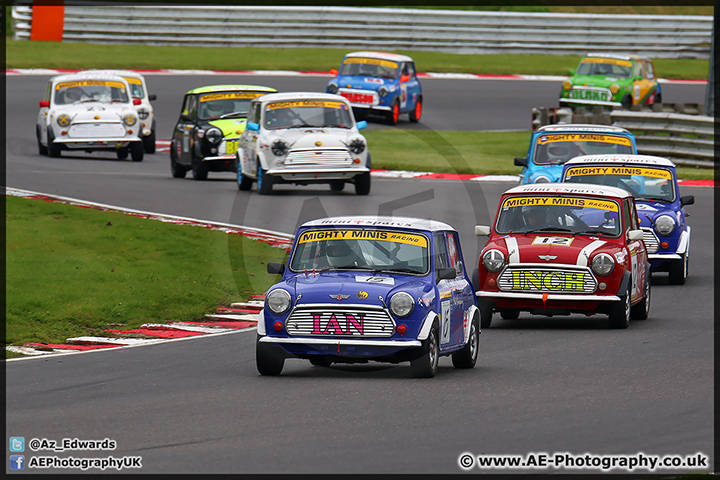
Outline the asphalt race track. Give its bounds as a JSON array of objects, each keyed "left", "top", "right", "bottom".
[{"left": 5, "top": 73, "right": 714, "bottom": 474}]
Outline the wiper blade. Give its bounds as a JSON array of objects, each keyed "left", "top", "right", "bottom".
[
  {"left": 572, "top": 230, "right": 612, "bottom": 237},
  {"left": 640, "top": 196, "right": 671, "bottom": 203},
  {"left": 219, "top": 111, "right": 247, "bottom": 119},
  {"left": 523, "top": 227, "right": 573, "bottom": 235},
  {"left": 371, "top": 268, "right": 420, "bottom": 274}
]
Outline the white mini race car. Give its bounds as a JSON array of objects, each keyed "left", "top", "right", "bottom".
[
  {"left": 36, "top": 73, "right": 145, "bottom": 161},
  {"left": 78, "top": 69, "right": 157, "bottom": 153},
  {"left": 236, "top": 92, "right": 371, "bottom": 195}
]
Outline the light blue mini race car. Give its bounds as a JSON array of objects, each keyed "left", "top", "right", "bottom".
[
  {"left": 326, "top": 51, "right": 423, "bottom": 125},
  {"left": 256, "top": 216, "right": 479, "bottom": 377},
  {"left": 515, "top": 124, "right": 638, "bottom": 184},
  {"left": 561, "top": 154, "right": 694, "bottom": 284}
]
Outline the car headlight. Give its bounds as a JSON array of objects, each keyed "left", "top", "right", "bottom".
[
  {"left": 591, "top": 253, "right": 615, "bottom": 276},
  {"left": 266, "top": 289, "right": 291, "bottom": 315},
  {"left": 122, "top": 113, "right": 137, "bottom": 126},
  {"left": 610, "top": 83, "right": 620, "bottom": 94},
  {"left": 56, "top": 113, "right": 71, "bottom": 127},
  {"left": 327, "top": 82, "right": 339, "bottom": 94},
  {"left": 655, "top": 215, "right": 676, "bottom": 236},
  {"left": 389, "top": 292, "right": 414, "bottom": 318},
  {"left": 562, "top": 79, "right": 573, "bottom": 91},
  {"left": 482, "top": 249, "right": 505, "bottom": 273},
  {"left": 378, "top": 86, "right": 389, "bottom": 98},
  {"left": 348, "top": 138, "right": 365, "bottom": 154},
  {"left": 271, "top": 139, "right": 289, "bottom": 156},
  {"left": 532, "top": 175, "right": 552, "bottom": 183},
  {"left": 137, "top": 108, "right": 149, "bottom": 120},
  {"left": 205, "top": 127, "right": 223, "bottom": 144}
]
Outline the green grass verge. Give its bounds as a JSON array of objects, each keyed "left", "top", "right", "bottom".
[
  {"left": 364, "top": 129, "right": 713, "bottom": 180},
  {"left": 5, "top": 40, "right": 710, "bottom": 80},
  {"left": 5, "top": 196, "right": 287, "bottom": 354}
]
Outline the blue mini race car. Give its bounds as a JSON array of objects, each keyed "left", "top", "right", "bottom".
[
  {"left": 561, "top": 154, "right": 694, "bottom": 284},
  {"left": 326, "top": 51, "right": 423, "bottom": 125},
  {"left": 515, "top": 124, "right": 638, "bottom": 184},
  {"left": 256, "top": 216, "right": 479, "bottom": 377}
]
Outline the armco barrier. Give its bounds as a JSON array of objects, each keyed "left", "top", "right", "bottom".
[
  {"left": 531, "top": 105, "right": 715, "bottom": 167},
  {"left": 11, "top": 4, "right": 713, "bottom": 59}
]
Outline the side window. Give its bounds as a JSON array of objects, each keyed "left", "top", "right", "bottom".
[
  {"left": 434, "top": 233, "right": 449, "bottom": 273},
  {"left": 401, "top": 62, "right": 409, "bottom": 78},
  {"left": 181, "top": 95, "right": 192, "bottom": 117},
  {"left": 627, "top": 199, "right": 639, "bottom": 230},
  {"left": 623, "top": 199, "right": 634, "bottom": 233},
  {"left": 644, "top": 61, "right": 654, "bottom": 80},
  {"left": 446, "top": 232, "right": 462, "bottom": 278},
  {"left": 634, "top": 61, "right": 644, "bottom": 79},
  {"left": 407, "top": 62, "right": 416, "bottom": 79},
  {"left": 249, "top": 103, "right": 261, "bottom": 124},
  {"left": 45, "top": 81, "right": 52, "bottom": 102}
]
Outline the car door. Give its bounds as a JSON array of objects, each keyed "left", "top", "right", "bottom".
[
  {"left": 434, "top": 232, "right": 467, "bottom": 350},
  {"left": 38, "top": 80, "right": 53, "bottom": 144},
  {"left": 240, "top": 101, "right": 261, "bottom": 176},
  {"left": 406, "top": 61, "right": 421, "bottom": 109},
  {"left": 174, "top": 94, "right": 197, "bottom": 166},
  {"left": 624, "top": 198, "right": 645, "bottom": 302},
  {"left": 398, "top": 62, "right": 410, "bottom": 111}
]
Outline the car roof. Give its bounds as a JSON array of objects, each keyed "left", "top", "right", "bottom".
[
  {"left": 254, "top": 92, "right": 350, "bottom": 104},
  {"left": 503, "top": 183, "right": 633, "bottom": 199},
  {"left": 186, "top": 85, "right": 278, "bottom": 95},
  {"left": 583, "top": 53, "right": 650, "bottom": 62},
  {"left": 535, "top": 124, "right": 632, "bottom": 135},
  {"left": 299, "top": 216, "right": 454, "bottom": 232},
  {"left": 78, "top": 69, "right": 145, "bottom": 80},
  {"left": 49, "top": 73, "right": 130, "bottom": 85},
  {"left": 564, "top": 154, "right": 676, "bottom": 168},
  {"left": 344, "top": 51, "right": 414, "bottom": 63}
]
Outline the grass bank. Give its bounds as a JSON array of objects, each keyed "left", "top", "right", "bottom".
[{"left": 5, "top": 195, "right": 286, "bottom": 355}]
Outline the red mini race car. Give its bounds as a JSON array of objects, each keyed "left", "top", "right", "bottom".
[{"left": 474, "top": 183, "right": 651, "bottom": 329}]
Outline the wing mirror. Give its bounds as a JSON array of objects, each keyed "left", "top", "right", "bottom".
[
  {"left": 133, "top": 98, "right": 141, "bottom": 105},
  {"left": 628, "top": 230, "right": 644, "bottom": 242},
  {"left": 356, "top": 120, "right": 367, "bottom": 130},
  {"left": 267, "top": 262, "right": 285, "bottom": 275},
  {"left": 246, "top": 122, "right": 260, "bottom": 132},
  {"left": 148, "top": 94, "right": 157, "bottom": 101},
  {"left": 680, "top": 195, "right": 694, "bottom": 206},
  {"left": 400, "top": 75, "right": 410, "bottom": 83},
  {"left": 39, "top": 100, "right": 50, "bottom": 108},
  {"left": 514, "top": 157, "right": 527, "bottom": 167},
  {"left": 474, "top": 225, "right": 491, "bottom": 236},
  {"left": 437, "top": 268, "right": 456, "bottom": 283},
  {"left": 330, "top": 68, "right": 338, "bottom": 76}
]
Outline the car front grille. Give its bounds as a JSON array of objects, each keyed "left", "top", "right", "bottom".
[
  {"left": 285, "top": 148, "right": 353, "bottom": 167},
  {"left": 285, "top": 306, "right": 395, "bottom": 337},
  {"left": 67, "top": 123, "right": 126, "bottom": 138},
  {"left": 498, "top": 266, "right": 598, "bottom": 294},
  {"left": 641, "top": 228, "right": 659, "bottom": 253}
]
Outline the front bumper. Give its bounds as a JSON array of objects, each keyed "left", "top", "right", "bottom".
[
  {"left": 478, "top": 291, "right": 620, "bottom": 302},
  {"left": 54, "top": 138, "right": 141, "bottom": 149},
  {"left": 267, "top": 167, "right": 369, "bottom": 182},
  {"left": 259, "top": 335, "right": 421, "bottom": 358}
]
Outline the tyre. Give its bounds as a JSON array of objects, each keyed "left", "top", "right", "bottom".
[
  {"left": 309, "top": 357, "right": 333, "bottom": 368},
  {"left": 354, "top": 171, "right": 371, "bottom": 195},
  {"left": 479, "top": 298, "right": 493, "bottom": 329},
  {"left": 451, "top": 314, "right": 479, "bottom": 369},
  {"left": 257, "top": 161, "right": 274, "bottom": 195},
  {"left": 630, "top": 276, "right": 651, "bottom": 320},
  {"left": 143, "top": 128, "right": 156, "bottom": 154},
  {"left": 37, "top": 126, "right": 48, "bottom": 155},
  {"left": 256, "top": 335, "right": 285, "bottom": 376},
  {"left": 500, "top": 309, "right": 520, "bottom": 320},
  {"left": 116, "top": 147, "right": 129, "bottom": 160},
  {"left": 330, "top": 180, "right": 345, "bottom": 192},
  {"left": 191, "top": 154, "right": 208, "bottom": 180},
  {"left": 409, "top": 97, "right": 422, "bottom": 122},
  {"left": 471, "top": 266, "right": 480, "bottom": 296},
  {"left": 655, "top": 93, "right": 662, "bottom": 104},
  {"left": 170, "top": 144, "right": 187, "bottom": 178},
  {"left": 130, "top": 142, "right": 144, "bottom": 162},
  {"left": 411, "top": 324, "right": 439, "bottom": 378},
  {"left": 668, "top": 253, "right": 688, "bottom": 285},
  {"left": 386, "top": 100, "right": 400, "bottom": 125},
  {"left": 237, "top": 157, "right": 253, "bottom": 191},
  {"left": 608, "top": 284, "right": 631, "bottom": 329},
  {"left": 47, "top": 128, "right": 62, "bottom": 158},
  {"left": 621, "top": 95, "right": 633, "bottom": 109}
]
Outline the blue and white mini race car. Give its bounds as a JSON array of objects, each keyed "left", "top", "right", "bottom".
[
  {"left": 561, "top": 154, "right": 694, "bottom": 284},
  {"left": 256, "top": 216, "right": 479, "bottom": 377},
  {"left": 326, "top": 51, "right": 423, "bottom": 125},
  {"left": 515, "top": 124, "right": 638, "bottom": 184}
]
